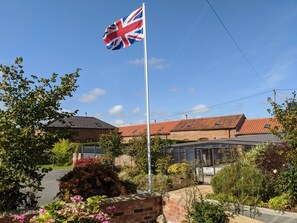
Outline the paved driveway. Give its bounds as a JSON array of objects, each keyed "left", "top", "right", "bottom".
[{"left": 37, "top": 168, "right": 72, "bottom": 206}]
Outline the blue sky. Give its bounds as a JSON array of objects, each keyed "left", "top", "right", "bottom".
[{"left": 1, "top": 0, "right": 296, "bottom": 126}]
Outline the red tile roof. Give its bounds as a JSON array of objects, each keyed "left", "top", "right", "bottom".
[
  {"left": 118, "top": 120, "right": 180, "bottom": 137},
  {"left": 237, "top": 117, "right": 281, "bottom": 135},
  {"left": 171, "top": 114, "right": 245, "bottom": 132}
]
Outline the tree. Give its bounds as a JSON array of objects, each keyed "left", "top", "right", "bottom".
[
  {"left": 268, "top": 92, "right": 297, "bottom": 164},
  {"left": 98, "top": 129, "right": 123, "bottom": 161},
  {"left": 52, "top": 139, "right": 79, "bottom": 166},
  {"left": 127, "top": 134, "right": 171, "bottom": 174},
  {"left": 0, "top": 57, "right": 80, "bottom": 210}
]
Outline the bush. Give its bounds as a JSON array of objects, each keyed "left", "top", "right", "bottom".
[
  {"left": 74, "top": 157, "right": 100, "bottom": 167},
  {"left": 52, "top": 139, "right": 79, "bottom": 166},
  {"left": 187, "top": 200, "right": 229, "bottom": 223},
  {"left": 211, "top": 162, "right": 264, "bottom": 202},
  {"left": 276, "top": 165, "right": 297, "bottom": 205},
  {"left": 168, "top": 163, "right": 192, "bottom": 176},
  {"left": 57, "top": 162, "right": 137, "bottom": 201},
  {"left": 268, "top": 194, "right": 290, "bottom": 211}
]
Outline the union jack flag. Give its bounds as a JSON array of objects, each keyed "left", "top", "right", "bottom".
[{"left": 103, "top": 6, "right": 144, "bottom": 50}]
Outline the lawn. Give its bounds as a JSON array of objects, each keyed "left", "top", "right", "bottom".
[{"left": 40, "top": 164, "right": 73, "bottom": 170}]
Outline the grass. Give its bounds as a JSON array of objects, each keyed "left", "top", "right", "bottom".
[{"left": 40, "top": 164, "right": 73, "bottom": 170}]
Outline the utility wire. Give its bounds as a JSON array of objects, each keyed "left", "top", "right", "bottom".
[
  {"left": 150, "top": 88, "right": 297, "bottom": 121},
  {"left": 206, "top": 0, "right": 264, "bottom": 81}
]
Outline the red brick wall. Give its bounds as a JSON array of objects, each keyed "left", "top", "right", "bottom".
[
  {"left": 169, "top": 129, "right": 236, "bottom": 141},
  {"left": 72, "top": 128, "right": 112, "bottom": 142},
  {"left": 103, "top": 193, "right": 163, "bottom": 223},
  {"left": 1, "top": 193, "right": 189, "bottom": 223},
  {"left": 162, "top": 198, "right": 187, "bottom": 223}
]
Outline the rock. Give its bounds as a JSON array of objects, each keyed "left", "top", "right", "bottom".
[{"left": 156, "top": 214, "right": 167, "bottom": 223}]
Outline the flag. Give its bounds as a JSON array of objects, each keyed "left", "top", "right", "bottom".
[{"left": 103, "top": 6, "right": 144, "bottom": 50}]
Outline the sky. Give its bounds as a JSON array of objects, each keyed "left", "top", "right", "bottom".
[{"left": 0, "top": 0, "right": 296, "bottom": 127}]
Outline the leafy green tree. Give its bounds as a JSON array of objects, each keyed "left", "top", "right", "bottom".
[
  {"left": 127, "top": 134, "right": 170, "bottom": 174},
  {"left": 0, "top": 57, "right": 79, "bottom": 210},
  {"left": 98, "top": 129, "right": 123, "bottom": 161},
  {"left": 52, "top": 139, "right": 79, "bottom": 166},
  {"left": 268, "top": 92, "right": 297, "bottom": 164}
]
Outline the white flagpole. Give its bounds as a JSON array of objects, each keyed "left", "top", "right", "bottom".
[{"left": 142, "top": 2, "right": 152, "bottom": 193}]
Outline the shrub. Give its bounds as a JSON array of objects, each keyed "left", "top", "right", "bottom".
[
  {"left": 268, "top": 194, "right": 290, "bottom": 211},
  {"left": 52, "top": 139, "right": 79, "bottom": 166},
  {"left": 276, "top": 165, "right": 297, "bottom": 205},
  {"left": 168, "top": 163, "right": 192, "bottom": 176},
  {"left": 211, "top": 162, "right": 264, "bottom": 202},
  {"left": 187, "top": 200, "right": 229, "bottom": 223},
  {"left": 74, "top": 157, "right": 100, "bottom": 167},
  {"left": 57, "top": 162, "right": 137, "bottom": 201}
]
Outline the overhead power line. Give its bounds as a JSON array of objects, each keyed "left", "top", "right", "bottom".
[
  {"left": 150, "top": 88, "right": 297, "bottom": 121},
  {"left": 206, "top": 0, "right": 264, "bottom": 81}
]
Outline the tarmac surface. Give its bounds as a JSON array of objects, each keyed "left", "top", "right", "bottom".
[{"left": 37, "top": 168, "right": 72, "bottom": 206}]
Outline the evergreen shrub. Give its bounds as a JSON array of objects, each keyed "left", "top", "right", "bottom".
[{"left": 58, "top": 162, "right": 136, "bottom": 201}]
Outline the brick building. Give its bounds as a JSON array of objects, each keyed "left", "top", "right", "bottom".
[
  {"left": 118, "top": 114, "right": 246, "bottom": 143},
  {"left": 170, "top": 114, "right": 246, "bottom": 141},
  {"left": 235, "top": 117, "right": 280, "bottom": 136},
  {"left": 118, "top": 120, "right": 180, "bottom": 143},
  {"left": 47, "top": 116, "right": 116, "bottom": 143}
]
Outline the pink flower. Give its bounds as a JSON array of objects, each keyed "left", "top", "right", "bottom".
[
  {"left": 12, "top": 214, "right": 26, "bottom": 223},
  {"left": 38, "top": 209, "right": 47, "bottom": 215},
  {"left": 70, "top": 195, "right": 83, "bottom": 203},
  {"left": 95, "top": 212, "right": 110, "bottom": 222}
]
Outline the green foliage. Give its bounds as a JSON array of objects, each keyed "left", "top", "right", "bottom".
[
  {"left": 126, "top": 134, "right": 170, "bottom": 174},
  {"left": 244, "top": 143, "right": 289, "bottom": 200},
  {"left": 211, "top": 162, "right": 264, "bottom": 202},
  {"left": 29, "top": 195, "right": 112, "bottom": 223},
  {"left": 0, "top": 58, "right": 79, "bottom": 211},
  {"left": 52, "top": 139, "right": 79, "bottom": 166},
  {"left": 268, "top": 194, "right": 290, "bottom": 211},
  {"left": 187, "top": 200, "right": 229, "bottom": 223},
  {"left": 268, "top": 91, "right": 297, "bottom": 164},
  {"left": 119, "top": 167, "right": 195, "bottom": 192},
  {"left": 98, "top": 129, "right": 123, "bottom": 160},
  {"left": 58, "top": 162, "right": 136, "bottom": 201},
  {"left": 168, "top": 163, "right": 192, "bottom": 175},
  {"left": 276, "top": 165, "right": 297, "bottom": 205}
]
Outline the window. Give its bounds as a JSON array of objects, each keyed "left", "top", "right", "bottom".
[
  {"left": 95, "top": 123, "right": 101, "bottom": 127},
  {"left": 187, "top": 123, "right": 192, "bottom": 127},
  {"left": 215, "top": 121, "right": 221, "bottom": 125},
  {"left": 68, "top": 121, "right": 75, "bottom": 126},
  {"left": 158, "top": 127, "right": 164, "bottom": 131},
  {"left": 264, "top": 124, "right": 271, "bottom": 128}
]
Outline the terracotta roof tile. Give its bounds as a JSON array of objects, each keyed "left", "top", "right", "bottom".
[
  {"left": 118, "top": 120, "right": 180, "bottom": 137},
  {"left": 171, "top": 114, "right": 245, "bottom": 132},
  {"left": 237, "top": 117, "right": 281, "bottom": 135}
]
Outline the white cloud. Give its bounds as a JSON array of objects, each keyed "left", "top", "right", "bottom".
[
  {"left": 168, "top": 86, "right": 178, "bottom": 93},
  {"left": 109, "top": 105, "right": 124, "bottom": 115},
  {"left": 190, "top": 104, "right": 209, "bottom": 114},
  {"left": 113, "top": 119, "right": 127, "bottom": 126},
  {"left": 188, "top": 87, "right": 197, "bottom": 93},
  {"left": 79, "top": 88, "right": 106, "bottom": 103},
  {"left": 132, "top": 107, "right": 140, "bottom": 114},
  {"left": 128, "top": 57, "right": 168, "bottom": 70}
]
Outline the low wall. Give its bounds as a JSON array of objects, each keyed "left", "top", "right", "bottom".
[
  {"left": 104, "top": 193, "right": 163, "bottom": 223},
  {"left": 0, "top": 194, "right": 163, "bottom": 223}
]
